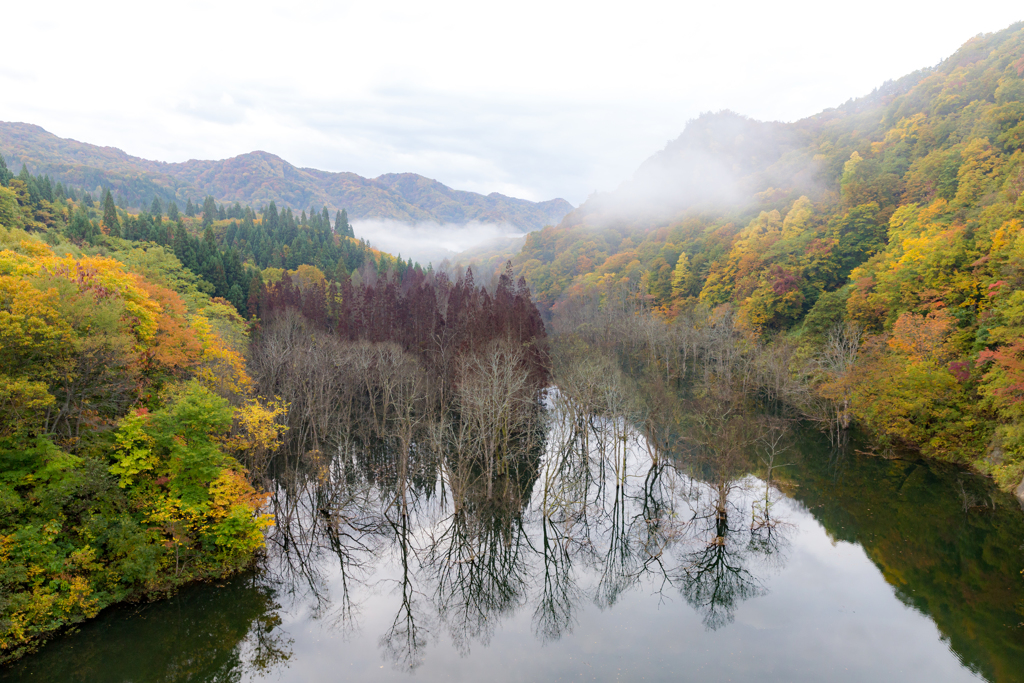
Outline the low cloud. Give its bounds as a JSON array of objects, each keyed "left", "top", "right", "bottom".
[{"left": 353, "top": 219, "right": 527, "bottom": 266}]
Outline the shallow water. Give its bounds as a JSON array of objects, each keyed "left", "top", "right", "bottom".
[{"left": 4, "top": 422, "right": 1024, "bottom": 683}]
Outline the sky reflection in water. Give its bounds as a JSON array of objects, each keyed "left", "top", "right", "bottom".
[{"left": 3, "top": 411, "right": 1022, "bottom": 683}]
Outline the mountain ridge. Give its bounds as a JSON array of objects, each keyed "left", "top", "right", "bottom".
[{"left": 0, "top": 122, "right": 573, "bottom": 229}]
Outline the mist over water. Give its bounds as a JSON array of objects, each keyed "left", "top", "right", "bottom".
[{"left": 353, "top": 219, "right": 528, "bottom": 266}]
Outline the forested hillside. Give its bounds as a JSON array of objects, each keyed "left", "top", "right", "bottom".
[
  {"left": 0, "top": 150, "right": 551, "bottom": 662},
  {"left": 0, "top": 123, "right": 573, "bottom": 229},
  {"left": 509, "top": 23, "right": 1024, "bottom": 487}
]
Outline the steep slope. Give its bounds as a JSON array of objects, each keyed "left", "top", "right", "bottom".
[
  {"left": 512, "top": 22, "right": 1024, "bottom": 480},
  {"left": 0, "top": 123, "right": 573, "bottom": 229}
]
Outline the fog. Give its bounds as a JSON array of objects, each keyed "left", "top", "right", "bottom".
[
  {"left": 3, "top": 2, "right": 1019, "bottom": 205},
  {"left": 565, "top": 111, "right": 826, "bottom": 227},
  {"left": 353, "top": 219, "right": 528, "bottom": 266}
]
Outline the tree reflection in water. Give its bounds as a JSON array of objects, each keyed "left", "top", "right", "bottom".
[{"left": 255, "top": 386, "right": 792, "bottom": 673}]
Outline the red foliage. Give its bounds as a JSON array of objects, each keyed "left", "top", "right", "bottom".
[{"left": 257, "top": 262, "right": 550, "bottom": 386}]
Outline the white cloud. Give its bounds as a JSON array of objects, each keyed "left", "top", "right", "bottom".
[{"left": 0, "top": 1, "right": 1021, "bottom": 205}]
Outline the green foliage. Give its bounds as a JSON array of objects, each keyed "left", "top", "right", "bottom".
[
  {"left": 0, "top": 230, "right": 275, "bottom": 663},
  {"left": 507, "top": 23, "right": 1024, "bottom": 484}
]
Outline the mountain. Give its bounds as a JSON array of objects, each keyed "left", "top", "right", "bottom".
[
  {"left": 510, "top": 21, "right": 1024, "bottom": 481},
  {"left": 0, "top": 123, "right": 573, "bottom": 230},
  {"left": 560, "top": 68, "right": 934, "bottom": 228}
]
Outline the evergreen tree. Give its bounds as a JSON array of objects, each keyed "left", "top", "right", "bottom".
[
  {"left": 264, "top": 201, "right": 279, "bottom": 235},
  {"left": 335, "top": 209, "right": 353, "bottom": 237},
  {"left": 168, "top": 201, "right": 180, "bottom": 222},
  {"left": 185, "top": 198, "right": 196, "bottom": 217},
  {"left": 333, "top": 258, "right": 349, "bottom": 283},
  {"left": 151, "top": 197, "right": 163, "bottom": 217},
  {"left": 68, "top": 206, "right": 98, "bottom": 241},
  {"left": 228, "top": 283, "right": 245, "bottom": 316},
  {"left": 202, "top": 225, "right": 217, "bottom": 256},
  {"left": 202, "top": 196, "right": 217, "bottom": 228},
  {"left": 173, "top": 222, "right": 193, "bottom": 269},
  {"left": 0, "top": 154, "right": 12, "bottom": 186},
  {"left": 102, "top": 190, "right": 120, "bottom": 237}
]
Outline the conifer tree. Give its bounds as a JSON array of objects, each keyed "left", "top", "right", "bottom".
[
  {"left": 185, "top": 198, "right": 196, "bottom": 217},
  {"left": 102, "top": 190, "right": 120, "bottom": 237},
  {"left": 335, "top": 208, "right": 353, "bottom": 237},
  {"left": 265, "top": 201, "right": 280, "bottom": 234},
  {"left": 0, "top": 154, "right": 12, "bottom": 186},
  {"left": 333, "top": 257, "right": 349, "bottom": 283},
  {"left": 151, "top": 197, "right": 163, "bottom": 217},
  {"left": 168, "top": 201, "right": 180, "bottom": 222},
  {"left": 202, "top": 196, "right": 217, "bottom": 228},
  {"left": 68, "top": 205, "right": 98, "bottom": 241}
]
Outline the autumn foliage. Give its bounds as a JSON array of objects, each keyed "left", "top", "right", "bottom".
[{"left": 0, "top": 227, "right": 281, "bottom": 662}]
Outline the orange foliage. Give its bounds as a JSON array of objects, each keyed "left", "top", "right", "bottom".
[{"left": 134, "top": 277, "right": 202, "bottom": 375}]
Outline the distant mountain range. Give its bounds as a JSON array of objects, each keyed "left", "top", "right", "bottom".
[{"left": 0, "top": 122, "right": 573, "bottom": 230}]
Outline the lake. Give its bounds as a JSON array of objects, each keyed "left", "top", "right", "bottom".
[{"left": 3, "top": 407, "right": 1023, "bottom": 682}]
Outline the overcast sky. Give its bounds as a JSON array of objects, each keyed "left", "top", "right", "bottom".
[{"left": 1, "top": 1, "right": 1020, "bottom": 206}]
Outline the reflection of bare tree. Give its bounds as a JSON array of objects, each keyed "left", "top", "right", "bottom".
[
  {"left": 547, "top": 338, "right": 794, "bottom": 632},
  {"left": 673, "top": 482, "right": 767, "bottom": 631},
  {"left": 247, "top": 319, "right": 804, "bottom": 668},
  {"left": 425, "top": 506, "right": 530, "bottom": 655},
  {"left": 379, "top": 509, "right": 431, "bottom": 671},
  {"left": 532, "top": 515, "right": 583, "bottom": 643},
  {"left": 264, "top": 448, "right": 387, "bottom": 631}
]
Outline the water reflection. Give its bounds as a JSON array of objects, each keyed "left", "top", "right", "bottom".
[
  {"left": 0, "top": 576, "right": 291, "bottom": 682},
  {"left": 255, "top": 382, "right": 798, "bottom": 670},
  {"left": 4, "top": 397, "right": 1024, "bottom": 682}
]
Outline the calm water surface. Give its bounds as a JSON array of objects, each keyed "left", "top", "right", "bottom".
[{"left": 4, "top": 419, "right": 1024, "bottom": 682}]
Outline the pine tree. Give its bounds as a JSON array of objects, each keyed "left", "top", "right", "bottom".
[
  {"left": 264, "top": 201, "right": 280, "bottom": 235},
  {"left": 335, "top": 209, "right": 354, "bottom": 237},
  {"left": 202, "top": 196, "right": 217, "bottom": 228},
  {"left": 168, "top": 201, "right": 180, "bottom": 222},
  {"left": 0, "top": 154, "right": 12, "bottom": 186},
  {"left": 68, "top": 206, "right": 94, "bottom": 240},
  {"left": 333, "top": 258, "right": 349, "bottom": 283},
  {"left": 102, "top": 190, "right": 120, "bottom": 237},
  {"left": 151, "top": 197, "right": 163, "bottom": 217},
  {"left": 185, "top": 198, "right": 196, "bottom": 217}
]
